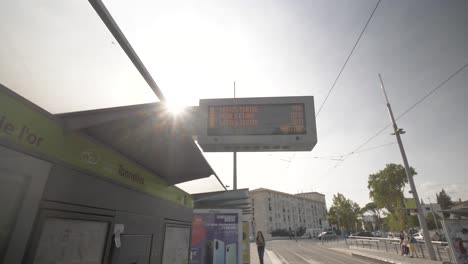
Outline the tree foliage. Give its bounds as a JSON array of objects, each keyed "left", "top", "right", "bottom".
[
  {"left": 407, "top": 214, "right": 419, "bottom": 228},
  {"left": 327, "top": 193, "right": 361, "bottom": 232},
  {"left": 426, "top": 213, "right": 442, "bottom": 230},
  {"left": 436, "top": 189, "right": 454, "bottom": 218},
  {"left": 361, "top": 202, "right": 384, "bottom": 230},
  {"left": 368, "top": 164, "right": 416, "bottom": 230}
]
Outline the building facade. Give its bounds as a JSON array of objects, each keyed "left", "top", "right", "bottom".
[
  {"left": 250, "top": 188, "right": 327, "bottom": 239},
  {"left": 449, "top": 200, "right": 468, "bottom": 219}
]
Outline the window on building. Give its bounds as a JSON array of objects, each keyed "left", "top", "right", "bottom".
[{"left": 269, "top": 217, "right": 272, "bottom": 222}]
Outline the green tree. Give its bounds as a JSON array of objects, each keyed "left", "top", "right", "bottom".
[
  {"left": 426, "top": 213, "right": 442, "bottom": 230},
  {"left": 436, "top": 189, "right": 454, "bottom": 218},
  {"left": 327, "top": 193, "right": 362, "bottom": 232},
  {"left": 361, "top": 202, "right": 384, "bottom": 231},
  {"left": 368, "top": 164, "right": 416, "bottom": 230},
  {"left": 407, "top": 214, "right": 419, "bottom": 228}
]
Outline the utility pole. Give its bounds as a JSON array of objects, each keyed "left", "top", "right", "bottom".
[
  {"left": 233, "top": 81, "right": 237, "bottom": 190},
  {"left": 428, "top": 197, "right": 441, "bottom": 235},
  {"left": 378, "top": 74, "right": 436, "bottom": 260}
]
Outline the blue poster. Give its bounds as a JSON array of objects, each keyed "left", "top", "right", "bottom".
[{"left": 190, "top": 209, "right": 241, "bottom": 264}]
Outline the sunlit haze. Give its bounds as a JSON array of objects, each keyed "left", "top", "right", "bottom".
[{"left": 1, "top": 0, "right": 467, "bottom": 208}]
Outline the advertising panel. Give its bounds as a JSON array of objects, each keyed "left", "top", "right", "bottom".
[
  {"left": 441, "top": 219, "right": 468, "bottom": 264},
  {"left": 190, "top": 209, "right": 242, "bottom": 264}
]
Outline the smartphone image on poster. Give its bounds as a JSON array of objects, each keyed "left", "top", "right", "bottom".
[
  {"left": 225, "top": 243, "right": 237, "bottom": 264},
  {"left": 213, "top": 239, "right": 225, "bottom": 263},
  {"left": 204, "top": 240, "right": 213, "bottom": 264}
]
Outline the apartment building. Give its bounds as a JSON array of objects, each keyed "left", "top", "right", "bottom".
[{"left": 250, "top": 188, "right": 327, "bottom": 239}]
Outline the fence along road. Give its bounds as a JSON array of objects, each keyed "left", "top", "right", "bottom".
[{"left": 346, "top": 236, "right": 452, "bottom": 263}]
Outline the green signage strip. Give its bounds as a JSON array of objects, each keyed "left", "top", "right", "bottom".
[{"left": 0, "top": 88, "right": 193, "bottom": 208}]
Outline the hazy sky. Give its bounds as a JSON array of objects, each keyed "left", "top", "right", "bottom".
[{"left": 1, "top": 0, "right": 467, "bottom": 208}]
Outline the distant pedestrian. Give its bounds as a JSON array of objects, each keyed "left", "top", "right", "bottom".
[
  {"left": 256, "top": 231, "right": 266, "bottom": 264},
  {"left": 399, "top": 231, "right": 405, "bottom": 255},
  {"left": 409, "top": 234, "right": 418, "bottom": 258}
]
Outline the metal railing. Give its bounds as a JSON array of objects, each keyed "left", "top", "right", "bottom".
[{"left": 345, "top": 236, "right": 452, "bottom": 263}]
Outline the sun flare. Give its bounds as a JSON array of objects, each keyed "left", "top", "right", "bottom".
[{"left": 165, "top": 101, "right": 186, "bottom": 115}]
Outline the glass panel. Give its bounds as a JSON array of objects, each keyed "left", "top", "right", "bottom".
[
  {"left": 0, "top": 168, "right": 30, "bottom": 261},
  {"left": 162, "top": 226, "right": 191, "bottom": 264},
  {"left": 33, "top": 218, "right": 109, "bottom": 264},
  {"left": 0, "top": 0, "right": 158, "bottom": 113}
]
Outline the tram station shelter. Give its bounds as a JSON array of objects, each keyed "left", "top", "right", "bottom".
[{"left": 0, "top": 84, "right": 216, "bottom": 263}]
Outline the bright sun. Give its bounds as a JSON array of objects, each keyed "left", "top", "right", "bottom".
[{"left": 165, "top": 101, "right": 186, "bottom": 115}]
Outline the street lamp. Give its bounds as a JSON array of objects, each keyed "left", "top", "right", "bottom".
[
  {"left": 427, "top": 197, "right": 441, "bottom": 235},
  {"left": 378, "top": 74, "right": 437, "bottom": 260}
]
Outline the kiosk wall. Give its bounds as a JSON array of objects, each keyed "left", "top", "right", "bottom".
[{"left": 0, "top": 85, "right": 196, "bottom": 264}]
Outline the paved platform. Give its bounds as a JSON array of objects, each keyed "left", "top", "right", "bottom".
[
  {"left": 331, "top": 247, "right": 446, "bottom": 264},
  {"left": 250, "top": 243, "right": 277, "bottom": 264}
]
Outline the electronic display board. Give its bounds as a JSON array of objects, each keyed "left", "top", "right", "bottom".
[
  {"left": 198, "top": 96, "right": 317, "bottom": 152},
  {"left": 207, "top": 104, "right": 306, "bottom": 136}
]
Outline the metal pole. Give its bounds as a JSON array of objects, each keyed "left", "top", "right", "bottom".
[
  {"left": 428, "top": 197, "right": 441, "bottom": 235},
  {"left": 233, "top": 81, "right": 237, "bottom": 190},
  {"left": 89, "top": 0, "right": 166, "bottom": 101},
  {"left": 378, "top": 74, "right": 436, "bottom": 260}
]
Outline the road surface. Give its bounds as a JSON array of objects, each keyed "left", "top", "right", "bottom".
[{"left": 264, "top": 240, "right": 378, "bottom": 264}]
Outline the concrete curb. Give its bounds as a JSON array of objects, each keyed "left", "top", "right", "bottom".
[{"left": 351, "top": 252, "right": 398, "bottom": 264}]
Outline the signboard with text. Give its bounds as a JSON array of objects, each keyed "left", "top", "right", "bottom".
[{"left": 198, "top": 97, "right": 317, "bottom": 152}]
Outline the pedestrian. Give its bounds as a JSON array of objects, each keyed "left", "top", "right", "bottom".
[
  {"left": 409, "top": 234, "right": 418, "bottom": 258},
  {"left": 256, "top": 231, "right": 266, "bottom": 264},
  {"left": 399, "top": 231, "right": 405, "bottom": 255}
]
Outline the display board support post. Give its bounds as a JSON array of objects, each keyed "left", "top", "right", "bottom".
[
  {"left": 233, "top": 81, "right": 237, "bottom": 190},
  {"left": 378, "top": 74, "right": 436, "bottom": 261}
]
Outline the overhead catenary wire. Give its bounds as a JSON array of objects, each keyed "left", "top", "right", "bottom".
[
  {"left": 395, "top": 63, "right": 468, "bottom": 120},
  {"left": 354, "top": 141, "right": 397, "bottom": 154},
  {"left": 332, "top": 63, "right": 468, "bottom": 168},
  {"left": 275, "top": 142, "right": 395, "bottom": 162},
  {"left": 315, "top": 0, "right": 382, "bottom": 118}
]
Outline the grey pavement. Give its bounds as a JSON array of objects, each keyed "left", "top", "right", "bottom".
[
  {"left": 332, "top": 247, "right": 445, "bottom": 264},
  {"left": 250, "top": 239, "right": 447, "bottom": 264},
  {"left": 250, "top": 243, "right": 274, "bottom": 264}
]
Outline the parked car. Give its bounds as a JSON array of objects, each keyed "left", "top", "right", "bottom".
[
  {"left": 413, "top": 233, "right": 424, "bottom": 241},
  {"left": 350, "top": 231, "right": 374, "bottom": 237},
  {"left": 317, "top": 231, "right": 337, "bottom": 240}
]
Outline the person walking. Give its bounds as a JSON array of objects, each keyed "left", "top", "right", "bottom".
[
  {"left": 256, "top": 231, "right": 266, "bottom": 264},
  {"left": 409, "top": 234, "right": 418, "bottom": 258},
  {"left": 399, "top": 231, "right": 405, "bottom": 255}
]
